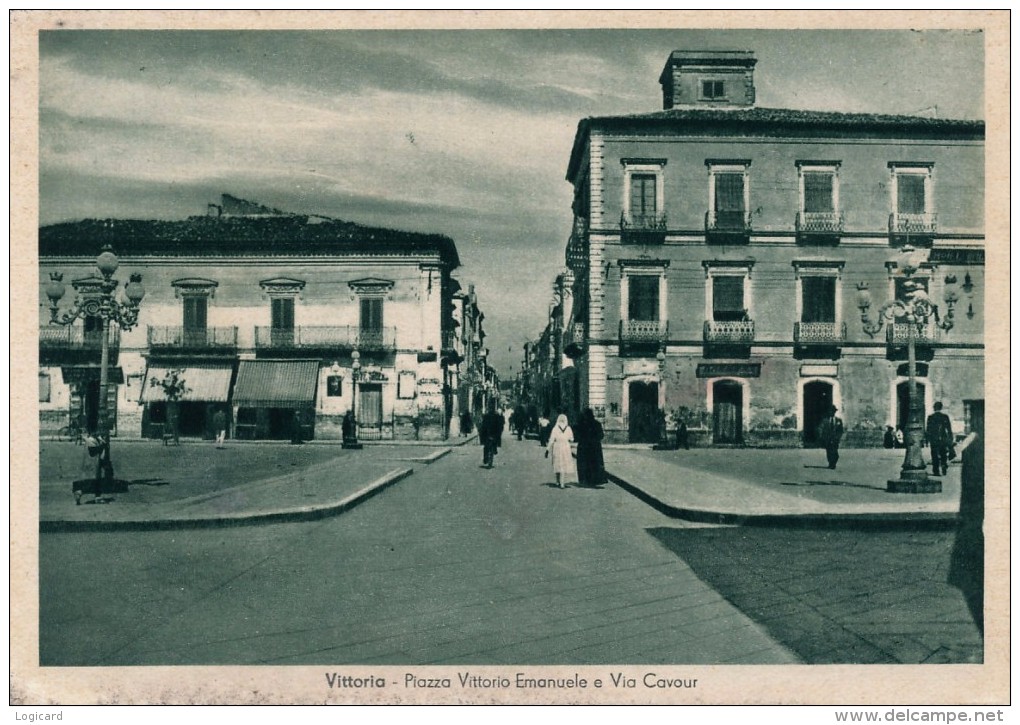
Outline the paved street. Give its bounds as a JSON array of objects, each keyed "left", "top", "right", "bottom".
[
  {"left": 39, "top": 438, "right": 796, "bottom": 667},
  {"left": 39, "top": 438, "right": 981, "bottom": 667}
]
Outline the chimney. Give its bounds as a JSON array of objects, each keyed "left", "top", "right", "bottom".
[{"left": 658, "top": 50, "right": 757, "bottom": 110}]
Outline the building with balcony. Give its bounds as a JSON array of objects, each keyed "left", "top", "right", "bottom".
[
  {"left": 38, "top": 196, "right": 463, "bottom": 441},
  {"left": 562, "top": 49, "right": 984, "bottom": 445}
]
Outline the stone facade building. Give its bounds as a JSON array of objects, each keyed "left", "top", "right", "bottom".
[
  {"left": 562, "top": 50, "right": 985, "bottom": 445},
  {"left": 38, "top": 197, "right": 467, "bottom": 442}
]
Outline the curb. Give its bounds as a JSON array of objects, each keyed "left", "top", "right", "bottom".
[
  {"left": 606, "top": 471, "right": 960, "bottom": 529},
  {"left": 40, "top": 468, "right": 414, "bottom": 533}
]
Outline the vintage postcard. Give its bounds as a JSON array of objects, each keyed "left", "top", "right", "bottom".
[{"left": 10, "top": 9, "right": 1009, "bottom": 707}]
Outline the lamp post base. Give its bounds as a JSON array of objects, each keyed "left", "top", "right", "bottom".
[{"left": 887, "top": 472, "right": 942, "bottom": 494}]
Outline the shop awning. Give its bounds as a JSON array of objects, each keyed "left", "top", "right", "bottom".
[
  {"left": 141, "top": 364, "right": 234, "bottom": 403},
  {"left": 232, "top": 360, "right": 319, "bottom": 408}
]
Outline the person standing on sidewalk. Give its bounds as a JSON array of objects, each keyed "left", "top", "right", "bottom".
[
  {"left": 926, "top": 401, "right": 954, "bottom": 476},
  {"left": 546, "top": 414, "right": 577, "bottom": 489},
  {"left": 479, "top": 401, "right": 504, "bottom": 469},
  {"left": 213, "top": 408, "right": 227, "bottom": 449},
  {"left": 818, "top": 405, "right": 844, "bottom": 470},
  {"left": 574, "top": 408, "right": 605, "bottom": 488}
]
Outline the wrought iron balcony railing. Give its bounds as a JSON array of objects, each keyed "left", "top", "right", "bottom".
[
  {"left": 255, "top": 325, "right": 397, "bottom": 351},
  {"left": 796, "top": 211, "right": 845, "bottom": 236},
  {"left": 889, "top": 212, "right": 938, "bottom": 237},
  {"left": 40, "top": 325, "right": 120, "bottom": 350},
  {"left": 619, "top": 319, "right": 668, "bottom": 343},
  {"left": 887, "top": 321, "right": 941, "bottom": 346},
  {"left": 563, "top": 321, "right": 586, "bottom": 358},
  {"left": 704, "top": 319, "right": 755, "bottom": 343},
  {"left": 706, "top": 210, "right": 752, "bottom": 232},
  {"left": 794, "top": 321, "right": 846, "bottom": 345},
  {"left": 441, "top": 330, "right": 459, "bottom": 353},
  {"left": 148, "top": 325, "right": 238, "bottom": 350},
  {"left": 620, "top": 212, "right": 668, "bottom": 231}
]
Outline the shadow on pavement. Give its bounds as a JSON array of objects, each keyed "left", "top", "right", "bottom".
[
  {"left": 647, "top": 525, "right": 983, "bottom": 665},
  {"left": 781, "top": 480, "right": 886, "bottom": 491}
]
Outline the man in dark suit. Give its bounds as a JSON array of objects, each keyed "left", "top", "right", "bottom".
[
  {"left": 479, "top": 401, "right": 504, "bottom": 469},
  {"left": 818, "top": 406, "right": 845, "bottom": 470},
  {"left": 926, "top": 401, "right": 954, "bottom": 476}
]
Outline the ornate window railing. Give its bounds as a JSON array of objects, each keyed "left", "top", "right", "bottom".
[
  {"left": 40, "top": 325, "right": 120, "bottom": 350},
  {"left": 619, "top": 319, "right": 668, "bottom": 343},
  {"left": 887, "top": 321, "right": 940, "bottom": 345},
  {"left": 794, "top": 321, "right": 846, "bottom": 344},
  {"left": 703, "top": 319, "right": 755, "bottom": 343},
  {"left": 889, "top": 212, "right": 937, "bottom": 237},
  {"left": 796, "top": 211, "right": 845, "bottom": 236},
  {"left": 255, "top": 325, "right": 396, "bottom": 351}
]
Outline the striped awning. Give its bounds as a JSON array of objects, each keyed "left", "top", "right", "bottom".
[
  {"left": 232, "top": 360, "right": 319, "bottom": 408},
  {"left": 141, "top": 364, "right": 234, "bottom": 403}
]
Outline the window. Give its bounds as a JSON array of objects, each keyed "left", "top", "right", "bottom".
[
  {"left": 628, "top": 275, "right": 660, "bottom": 322},
  {"left": 897, "top": 174, "right": 926, "bottom": 214},
  {"left": 620, "top": 159, "right": 666, "bottom": 230},
  {"left": 712, "top": 276, "right": 746, "bottom": 321},
  {"left": 360, "top": 297, "right": 384, "bottom": 331},
  {"left": 271, "top": 297, "right": 295, "bottom": 330},
  {"left": 707, "top": 161, "right": 751, "bottom": 232},
  {"left": 629, "top": 174, "right": 657, "bottom": 219},
  {"left": 326, "top": 375, "right": 343, "bottom": 397},
  {"left": 39, "top": 372, "right": 51, "bottom": 403},
  {"left": 888, "top": 163, "right": 935, "bottom": 224},
  {"left": 801, "top": 277, "right": 836, "bottom": 323},
  {"left": 702, "top": 80, "right": 725, "bottom": 99},
  {"left": 183, "top": 296, "right": 207, "bottom": 331},
  {"left": 803, "top": 173, "right": 834, "bottom": 213}
]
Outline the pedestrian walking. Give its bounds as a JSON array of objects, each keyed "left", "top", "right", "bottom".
[
  {"left": 545, "top": 414, "right": 578, "bottom": 489},
  {"left": 883, "top": 425, "right": 896, "bottom": 449},
  {"left": 459, "top": 409, "right": 473, "bottom": 436},
  {"left": 513, "top": 404, "right": 527, "bottom": 440},
  {"left": 479, "top": 401, "right": 504, "bottom": 469},
  {"left": 926, "top": 401, "right": 954, "bottom": 476},
  {"left": 213, "top": 408, "right": 227, "bottom": 448},
  {"left": 291, "top": 409, "right": 304, "bottom": 445},
  {"left": 537, "top": 413, "right": 551, "bottom": 447},
  {"left": 817, "top": 405, "right": 845, "bottom": 470},
  {"left": 574, "top": 408, "right": 605, "bottom": 488},
  {"left": 677, "top": 419, "right": 690, "bottom": 450},
  {"left": 342, "top": 410, "right": 356, "bottom": 445},
  {"left": 81, "top": 432, "right": 114, "bottom": 504}
]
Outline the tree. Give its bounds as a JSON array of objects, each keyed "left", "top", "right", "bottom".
[{"left": 150, "top": 369, "right": 190, "bottom": 442}]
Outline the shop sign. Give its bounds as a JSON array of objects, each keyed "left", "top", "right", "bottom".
[{"left": 695, "top": 363, "right": 760, "bottom": 378}]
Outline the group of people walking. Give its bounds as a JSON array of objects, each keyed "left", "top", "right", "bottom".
[{"left": 477, "top": 402, "right": 606, "bottom": 488}]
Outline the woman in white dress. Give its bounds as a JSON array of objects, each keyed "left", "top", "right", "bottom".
[{"left": 545, "top": 414, "right": 578, "bottom": 489}]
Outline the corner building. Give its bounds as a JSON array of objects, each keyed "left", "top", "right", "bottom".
[
  {"left": 564, "top": 50, "right": 984, "bottom": 445},
  {"left": 38, "top": 199, "right": 464, "bottom": 442}
]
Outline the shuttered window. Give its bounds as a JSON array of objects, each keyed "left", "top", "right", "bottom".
[
  {"left": 803, "top": 172, "right": 834, "bottom": 213},
  {"left": 715, "top": 173, "right": 745, "bottom": 212},
  {"left": 271, "top": 297, "right": 295, "bottom": 330},
  {"left": 897, "top": 174, "right": 926, "bottom": 214},
  {"left": 801, "top": 277, "right": 836, "bottom": 323},
  {"left": 627, "top": 276, "right": 659, "bottom": 322},
  {"left": 360, "top": 297, "right": 384, "bottom": 331},
  {"left": 713, "top": 276, "right": 745, "bottom": 321},
  {"left": 183, "top": 296, "right": 208, "bottom": 331},
  {"left": 629, "top": 174, "right": 657, "bottom": 217}
]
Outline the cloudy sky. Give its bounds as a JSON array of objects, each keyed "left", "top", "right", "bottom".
[{"left": 38, "top": 28, "right": 984, "bottom": 375}]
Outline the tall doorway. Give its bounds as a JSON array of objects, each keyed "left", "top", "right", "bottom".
[
  {"left": 713, "top": 380, "right": 743, "bottom": 444},
  {"left": 628, "top": 381, "right": 659, "bottom": 443},
  {"left": 896, "top": 380, "right": 927, "bottom": 432},
  {"left": 802, "top": 380, "right": 834, "bottom": 448},
  {"left": 359, "top": 383, "right": 384, "bottom": 439}
]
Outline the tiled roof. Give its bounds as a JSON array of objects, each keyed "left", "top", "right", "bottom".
[{"left": 39, "top": 215, "right": 460, "bottom": 268}]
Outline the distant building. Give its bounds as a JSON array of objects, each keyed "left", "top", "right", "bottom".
[
  {"left": 39, "top": 196, "right": 466, "bottom": 442},
  {"left": 562, "top": 50, "right": 984, "bottom": 445}
]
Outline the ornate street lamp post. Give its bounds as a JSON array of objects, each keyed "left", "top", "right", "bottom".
[
  {"left": 46, "top": 246, "right": 145, "bottom": 501},
  {"left": 345, "top": 349, "right": 363, "bottom": 449},
  {"left": 856, "top": 246, "right": 957, "bottom": 493}
]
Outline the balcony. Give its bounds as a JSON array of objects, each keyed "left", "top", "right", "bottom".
[
  {"left": 889, "top": 212, "right": 937, "bottom": 247},
  {"left": 886, "top": 321, "right": 941, "bottom": 361},
  {"left": 794, "top": 322, "right": 846, "bottom": 345},
  {"left": 619, "top": 319, "right": 667, "bottom": 355},
  {"left": 255, "top": 326, "right": 397, "bottom": 354},
  {"left": 796, "top": 212, "right": 844, "bottom": 244},
  {"left": 620, "top": 212, "right": 667, "bottom": 244},
  {"left": 705, "top": 210, "right": 752, "bottom": 244},
  {"left": 40, "top": 325, "right": 120, "bottom": 365},
  {"left": 704, "top": 320, "right": 755, "bottom": 343},
  {"left": 147, "top": 326, "right": 238, "bottom": 354},
  {"left": 563, "top": 321, "right": 586, "bottom": 358}
]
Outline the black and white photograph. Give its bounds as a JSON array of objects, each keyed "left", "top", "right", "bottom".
[{"left": 11, "top": 10, "right": 1008, "bottom": 709}]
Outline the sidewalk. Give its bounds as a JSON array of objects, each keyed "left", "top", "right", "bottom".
[
  {"left": 39, "top": 441, "right": 452, "bottom": 532},
  {"left": 605, "top": 445, "right": 963, "bottom": 525}
]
